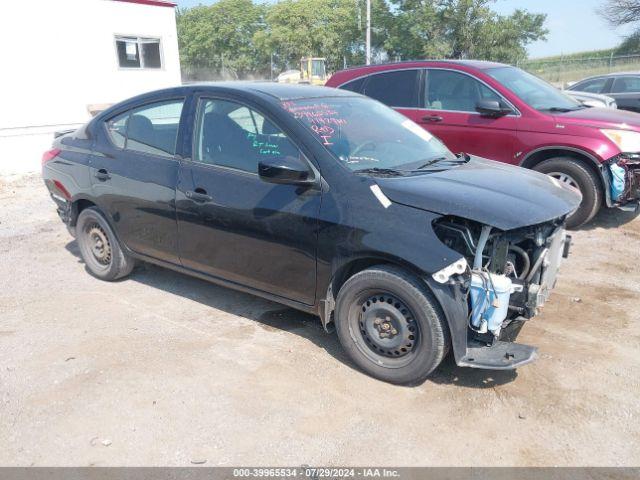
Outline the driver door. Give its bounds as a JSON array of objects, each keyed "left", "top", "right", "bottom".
[
  {"left": 176, "top": 96, "right": 321, "bottom": 305},
  {"left": 417, "top": 68, "right": 519, "bottom": 164}
]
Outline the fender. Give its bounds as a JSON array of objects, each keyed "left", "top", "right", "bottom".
[
  {"left": 519, "top": 145, "right": 603, "bottom": 170},
  {"left": 519, "top": 145, "right": 613, "bottom": 206}
]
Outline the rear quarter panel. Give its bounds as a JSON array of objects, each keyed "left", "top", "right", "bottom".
[{"left": 43, "top": 131, "right": 95, "bottom": 208}]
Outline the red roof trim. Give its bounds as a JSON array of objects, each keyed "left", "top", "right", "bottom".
[{"left": 113, "top": 0, "right": 177, "bottom": 8}]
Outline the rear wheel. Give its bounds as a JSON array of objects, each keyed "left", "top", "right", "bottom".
[
  {"left": 533, "top": 157, "right": 602, "bottom": 229},
  {"left": 335, "top": 265, "right": 449, "bottom": 385},
  {"left": 76, "top": 207, "right": 135, "bottom": 281}
]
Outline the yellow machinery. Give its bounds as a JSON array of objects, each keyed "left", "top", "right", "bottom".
[{"left": 277, "top": 57, "right": 328, "bottom": 85}]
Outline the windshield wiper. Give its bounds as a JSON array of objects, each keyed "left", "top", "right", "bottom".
[
  {"left": 354, "top": 167, "right": 405, "bottom": 176},
  {"left": 414, "top": 156, "right": 448, "bottom": 169},
  {"left": 414, "top": 154, "right": 467, "bottom": 170}
]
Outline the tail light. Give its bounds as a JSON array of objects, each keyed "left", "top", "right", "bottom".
[{"left": 42, "top": 148, "right": 61, "bottom": 166}]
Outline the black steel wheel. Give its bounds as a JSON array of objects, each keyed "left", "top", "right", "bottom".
[
  {"left": 76, "top": 207, "right": 135, "bottom": 281},
  {"left": 85, "top": 222, "right": 112, "bottom": 268},
  {"left": 355, "top": 292, "right": 419, "bottom": 367},
  {"left": 335, "top": 265, "right": 450, "bottom": 385}
]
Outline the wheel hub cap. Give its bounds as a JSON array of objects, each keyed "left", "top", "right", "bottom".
[
  {"left": 548, "top": 171, "right": 579, "bottom": 190},
  {"left": 359, "top": 294, "right": 417, "bottom": 358}
]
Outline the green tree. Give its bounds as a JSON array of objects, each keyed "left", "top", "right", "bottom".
[
  {"left": 254, "top": 0, "right": 392, "bottom": 72},
  {"left": 177, "top": 0, "right": 268, "bottom": 79},
  {"left": 177, "top": 0, "right": 547, "bottom": 80},
  {"left": 389, "top": 0, "right": 547, "bottom": 64}
]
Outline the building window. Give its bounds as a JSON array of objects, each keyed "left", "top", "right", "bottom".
[{"left": 115, "top": 36, "right": 162, "bottom": 69}]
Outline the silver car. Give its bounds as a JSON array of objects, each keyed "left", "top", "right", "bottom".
[{"left": 564, "top": 89, "right": 617, "bottom": 109}]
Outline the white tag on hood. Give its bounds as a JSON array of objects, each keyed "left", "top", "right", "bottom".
[{"left": 370, "top": 184, "right": 391, "bottom": 208}]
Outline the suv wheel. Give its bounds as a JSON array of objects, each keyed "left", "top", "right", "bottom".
[
  {"left": 76, "top": 207, "right": 135, "bottom": 281},
  {"left": 335, "top": 265, "right": 450, "bottom": 385},
  {"left": 533, "top": 157, "right": 602, "bottom": 229}
]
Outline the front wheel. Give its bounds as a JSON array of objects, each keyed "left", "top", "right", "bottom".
[
  {"left": 76, "top": 207, "right": 135, "bottom": 281},
  {"left": 335, "top": 265, "right": 450, "bottom": 385},
  {"left": 533, "top": 157, "right": 602, "bottom": 229}
]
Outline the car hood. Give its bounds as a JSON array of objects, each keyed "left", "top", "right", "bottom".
[
  {"left": 375, "top": 156, "right": 582, "bottom": 230},
  {"left": 554, "top": 106, "right": 640, "bottom": 129},
  {"left": 565, "top": 91, "right": 615, "bottom": 102}
]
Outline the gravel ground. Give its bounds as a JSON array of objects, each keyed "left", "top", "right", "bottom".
[{"left": 1, "top": 173, "right": 639, "bottom": 466}]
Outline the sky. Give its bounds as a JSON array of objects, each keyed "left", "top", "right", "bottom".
[{"left": 175, "top": 0, "right": 635, "bottom": 59}]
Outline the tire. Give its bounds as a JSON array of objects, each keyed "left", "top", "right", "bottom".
[
  {"left": 335, "top": 265, "right": 450, "bottom": 385},
  {"left": 533, "top": 157, "right": 602, "bottom": 229},
  {"left": 75, "top": 207, "right": 135, "bottom": 281}
]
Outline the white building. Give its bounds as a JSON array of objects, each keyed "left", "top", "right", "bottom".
[{"left": 0, "top": 0, "right": 182, "bottom": 175}]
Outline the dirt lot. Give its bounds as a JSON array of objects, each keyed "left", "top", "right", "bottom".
[{"left": 1, "top": 173, "right": 639, "bottom": 466}]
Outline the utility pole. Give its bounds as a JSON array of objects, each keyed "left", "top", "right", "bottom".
[{"left": 366, "top": 0, "right": 371, "bottom": 65}]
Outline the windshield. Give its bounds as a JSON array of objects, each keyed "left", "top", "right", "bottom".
[
  {"left": 281, "top": 97, "right": 456, "bottom": 172},
  {"left": 485, "top": 66, "right": 583, "bottom": 112}
]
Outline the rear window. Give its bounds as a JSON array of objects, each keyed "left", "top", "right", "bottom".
[
  {"left": 105, "top": 99, "right": 184, "bottom": 157},
  {"left": 362, "top": 70, "right": 420, "bottom": 108},
  {"left": 339, "top": 77, "right": 365, "bottom": 93}
]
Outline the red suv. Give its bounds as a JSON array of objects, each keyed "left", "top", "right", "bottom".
[{"left": 326, "top": 60, "right": 640, "bottom": 228}]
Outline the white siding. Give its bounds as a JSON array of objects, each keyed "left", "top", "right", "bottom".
[{"left": 0, "top": 0, "right": 181, "bottom": 174}]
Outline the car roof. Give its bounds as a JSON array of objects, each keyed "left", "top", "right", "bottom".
[
  {"left": 94, "top": 82, "right": 360, "bottom": 123},
  {"left": 186, "top": 81, "right": 358, "bottom": 101},
  {"left": 577, "top": 71, "right": 640, "bottom": 82},
  {"left": 605, "top": 71, "right": 640, "bottom": 77},
  {"left": 337, "top": 59, "right": 508, "bottom": 72}
]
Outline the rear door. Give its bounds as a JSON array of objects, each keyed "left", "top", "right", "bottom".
[
  {"left": 175, "top": 95, "right": 321, "bottom": 304},
  {"left": 607, "top": 76, "right": 640, "bottom": 112},
  {"left": 89, "top": 98, "right": 186, "bottom": 264},
  {"left": 418, "top": 68, "right": 520, "bottom": 164}
]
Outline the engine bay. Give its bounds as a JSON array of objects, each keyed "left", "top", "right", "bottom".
[{"left": 433, "top": 216, "right": 570, "bottom": 340}]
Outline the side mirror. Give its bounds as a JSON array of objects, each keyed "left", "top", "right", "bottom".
[
  {"left": 476, "top": 99, "right": 511, "bottom": 117},
  {"left": 258, "top": 155, "right": 315, "bottom": 186}
]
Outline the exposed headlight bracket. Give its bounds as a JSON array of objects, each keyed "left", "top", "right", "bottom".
[{"left": 432, "top": 257, "right": 468, "bottom": 284}]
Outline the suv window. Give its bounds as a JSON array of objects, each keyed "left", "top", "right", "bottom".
[
  {"left": 105, "top": 99, "right": 184, "bottom": 157},
  {"left": 362, "top": 70, "right": 420, "bottom": 108},
  {"left": 571, "top": 77, "right": 607, "bottom": 93},
  {"left": 611, "top": 76, "right": 640, "bottom": 93},
  {"left": 194, "top": 99, "right": 298, "bottom": 172},
  {"left": 339, "top": 77, "right": 366, "bottom": 93},
  {"left": 426, "top": 69, "right": 502, "bottom": 112}
]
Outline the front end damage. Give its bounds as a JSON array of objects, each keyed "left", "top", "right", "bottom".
[
  {"left": 606, "top": 155, "right": 640, "bottom": 211},
  {"left": 431, "top": 216, "right": 571, "bottom": 370}
]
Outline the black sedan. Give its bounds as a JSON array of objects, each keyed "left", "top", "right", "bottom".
[{"left": 42, "top": 83, "right": 580, "bottom": 384}]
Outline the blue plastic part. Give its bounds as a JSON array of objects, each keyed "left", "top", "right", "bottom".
[
  {"left": 610, "top": 162, "right": 626, "bottom": 202},
  {"left": 470, "top": 272, "right": 512, "bottom": 334}
]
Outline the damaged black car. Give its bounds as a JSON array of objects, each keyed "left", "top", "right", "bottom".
[{"left": 42, "top": 84, "right": 581, "bottom": 384}]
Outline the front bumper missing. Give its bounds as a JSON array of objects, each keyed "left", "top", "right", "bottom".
[
  {"left": 432, "top": 227, "right": 569, "bottom": 371},
  {"left": 606, "top": 155, "right": 640, "bottom": 209}
]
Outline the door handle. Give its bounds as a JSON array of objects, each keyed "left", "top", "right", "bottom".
[
  {"left": 422, "top": 115, "right": 443, "bottom": 123},
  {"left": 185, "top": 189, "right": 212, "bottom": 203},
  {"left": 95, "top": 169, "right": 111, "bottom": 181}
]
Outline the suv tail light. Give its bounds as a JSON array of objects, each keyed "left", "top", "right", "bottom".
[{"left": 42, "top": 148, "right": 61, "bottom": 166}]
